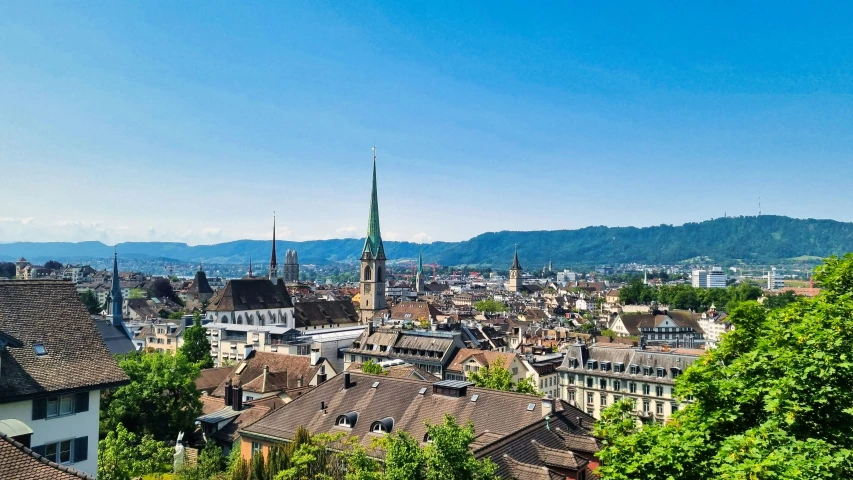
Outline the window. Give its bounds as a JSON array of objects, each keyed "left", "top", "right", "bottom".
[
  {"left": 655, "top": 386, "right": 664, "bottom": 397},
  {"left": 629, "top": 382, "right": 637, "bottom": 393},
  {"left": 586, "top": 377, "right": 594, "bottom": 388},
  {"left": 630, "top": 364, "right": 639, "bottom": 375},
  {"left": 656, "top": 402, "right": 664, "bottom": 415},
  {"left": 586, "top": 392, "right": 594, "bottom": 405},
  {"left": 569, "top": 391, "right": 575, "bottom": 402},
  {"left": 599, "top": 379, "right": 607, "bottom": 390},
  {"left": 512, "top": 367, "right": 518, "bottom": 375},
  {"left": 60, "top": 395, "right": 73, "bottom": 415},
  {"left": 34, "top": 343, "right": 47, "bottom": 356},
  {"left": 42, "top": 439, "right": 80, "bottom": 464},
  {"left": 586, "top": 360, "right": 595, "bottom": 370},
  {"left": 643, "top": 366, "right": 651, "bottom": 376},
  {"left": 252, "top": 442, "right": 262, "bottom": 457},
  {"left": 657, "top": 368, "right": 665, "bottom": 378},
  {"left": 643, "top": 400, "right": 650, "bottom": 412},
  {"left": 642, "top": 384, "right": 650, "bottom": 395},
  {"left": 600, "top": 394, "right": 607, "bottom": 407},
  {"left": 613, "top": 380, "right": 621, "bottom": 392},
  {"left": 364, "top": 266, "right": 372, "bottom": 281},
  {"left": 671, "top": 402, "right": 679, "bottom": 413},
  {"left": 350, "top": 355, "right": 356, "bottom": 362}
]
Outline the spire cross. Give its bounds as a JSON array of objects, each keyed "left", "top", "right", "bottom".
[{"left": 372, "top": 144, "right": 377, "bottom": 162}]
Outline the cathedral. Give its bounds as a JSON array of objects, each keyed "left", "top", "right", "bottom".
[
  {"left": 359, "top": 151, "right": 387, "bottom": 323},
  {"left": 266, "top": 214, "right": 299, "bottom": 283}
]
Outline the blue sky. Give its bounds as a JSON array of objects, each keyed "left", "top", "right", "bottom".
[{"left": 1, "top": 1, "right": 851, "bottom": 245}]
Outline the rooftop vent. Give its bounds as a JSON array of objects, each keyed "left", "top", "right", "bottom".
[{"left": 371, "top": 381, "right": 380, "bottom": 389}]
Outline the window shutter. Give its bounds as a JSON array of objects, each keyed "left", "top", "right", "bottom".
[
  {"left": 32, "top": 398, "right": 47, "bottom": 420},
  {"left": 73, "top": 437, "right": 88, "bottom": 463},
  {"left": 31, "top": 444, "right": 46, "bottom": 456},
  {"left": 74, "top": 392, "right": 89, "bottom": 413}
]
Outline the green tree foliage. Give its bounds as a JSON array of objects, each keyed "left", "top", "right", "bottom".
[
  {"left": 468, "top": 357, "right": 540, "bottom": 395},
  {"left": 169, "top": 310, "right": 186, "bottom": 320},
  {"left": 181, "top": 312, "right": 213, "bottom": 368},
  {"left": 102, "top": 351, "right": 202, "bottom": 441},
  {"left": 98, "top": 423, "right": 173, "bottom": 480},
  {"left": 472, "top": 299, "right": 507, "bottom": 315},
  {"left": 763, "top": 290, "right": 801, "bottom": 310},
  {"left": 79, "top": 289, "right": 103, "bottom": 314},
  {"left": 44, "top": 259, "right": 63, "bottom": 270},
  {"left": 129, "top": 287, "right": 148, "bottom": 299},
  {"left": 177, "top": 441, "right": 227, "bottom": 479},
  {"left": 594, "top": 254, "right": 853, "bottom": 479},
  {"left": 422, "top": 415, "right": 498, "bottom": 480},
  {"left": 382, "top": 432, "right": 426, "bottom": 480},
  {"left": 361, "top": 359, "right": 385, "bottom": 375},
  {"left": 0, "top": 261, "right": 15, "bottom": 278},
  {"left": 618, "top": 279, "right": 762, "bottom": 312},
  {"left": 148, "top": 277, "right": 183, "bottom": 304}
]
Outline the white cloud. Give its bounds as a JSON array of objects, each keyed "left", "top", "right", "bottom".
[
  {"left": 334, "top": 226, "right": 359, "bottom": 238},
  {"left": 384, "top": 231, "right": 400, "bottom": 241},
  {"left": 411, "top": 232, "right": 431, "bottom": 243}
]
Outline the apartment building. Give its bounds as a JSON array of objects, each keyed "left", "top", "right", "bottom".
[{"left": 558, "top": 342, "right": 700, "bottom": 421}]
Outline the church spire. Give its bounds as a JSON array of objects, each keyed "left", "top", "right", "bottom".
[
  {"left": 511, "top": 245, "right": 522, "bottom": 271},
  {"left": 248, "top": 255, "right": 253, "bottom": 278},
  {"left": 417, "top": 248, "right": 424, "bottom": 275},
  {"left": 110, "top": 249, "right": 123, "bottom": 325},
  {"left": 363, "top": 146, "right": 385, "bottom": 259},
  {"left": 269, "top": 212, "right": 278, "bottom": 280}
]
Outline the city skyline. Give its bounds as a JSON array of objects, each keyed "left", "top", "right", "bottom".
[{"left": 2, "top": 2, "right": 852, "bottom": 244}]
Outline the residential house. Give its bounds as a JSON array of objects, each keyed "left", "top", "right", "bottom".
[
  {"left": 0, "top": 281, "right": 129, "bottom": 476},
  {"left": 443, "top": 348, "right": 532, "bottom": 383},
  {"left": 610, "top": 310, "right": 705, "bottom": 348},
  {"left": 0, "top": 432, "right": 96, "bottom": 480}
]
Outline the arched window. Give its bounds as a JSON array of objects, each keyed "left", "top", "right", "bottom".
[
  {"left": 247, "top": 314, "right": 254, "bottom": 326},
  {"left": 370, "top": 418, "right": 394, "bottom": 434},
  {"left": 377, "top": 267, "right": 383, "bottom": 282},
  {"left": 237, "top": 315, "right": 243, "bottom": 325},
  {"left": 336, "top": 412, "right": 358, "bottom": 428},
  {"left": 221, "top": 315, "right": 229, "bottom": 324},
  {"left": 363, "top": 266, "right": 372, "bottom": 281}
]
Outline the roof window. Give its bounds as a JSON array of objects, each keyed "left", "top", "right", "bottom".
[
  {"left": 335, "top": 411, "right": 359, "bottom": 428},
  {"left": 33, "top": 343, "right": 47, "bottom": 356}
]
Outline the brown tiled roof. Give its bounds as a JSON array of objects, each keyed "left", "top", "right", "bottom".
[
  {"left": 211, "top": 404, "right": 272, "bottom": 444},
  {"left": 240, "top": 372, "right": 595, "bottom": 452},
  {"left": 345, "top": 363, "right": 440, "bottom": 381},
  {"left": 0, "top": 433, "right": 94, "bottom": 480},
  {"left": 195, "top": 367, "right": 233, "bottom": 393},
  {"left": 389, "top": 301, "right": 442, "bottom": 321},
  {"left": 446, "top": 348, "right": 517, "bottom": 374},
  {"left": 294, "top": 300, "right": 359, "bottom": 328},
  {"left": 200, "top": 395, "right": 227, "bottom": 415},
  {"left": 0, "top": 281, "right": 129, "bottom": 403},
  {"left": 212, "top": 352, "right": 320, "bottom": 397},
  {"left": 207, "top": 278, "right": 294, "bottom": 312}
]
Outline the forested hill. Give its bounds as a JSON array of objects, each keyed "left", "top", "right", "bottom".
[{"left": 2, "top": 216, "right": 853, "bottom": 267}]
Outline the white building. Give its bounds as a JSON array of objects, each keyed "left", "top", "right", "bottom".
[
  {"left": 0, "top": 281, "right": 129, "bottom": 477},
  {"left": 767, "top": 267, "right": 785, "bottom": 290},
  {"left": 692, "top": 266, "right": 726, "bottom": 289}
]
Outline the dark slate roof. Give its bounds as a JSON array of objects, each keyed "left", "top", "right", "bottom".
[
  {"left": 294, "top": 300, "right": 359, "bottom": 328},
  {"left": 559, "top": 343, "right": 700, "bottom": 385},
  {"left": 618, "top": 310, "right": 705, "bottom": 335},
  {"left": 186, "top": 270, "right": 214, "bottom": 295},
  {"left": 0, "top": 433, "right": 94, "bottom": 480},
  {"left": 207, "top": 278, "right": 294, "bottom": 312},
  {"left": 240, "top": 371, "right": 596, "bottom": 452},
  {"left": 93, "top": 318, "right": 136, "bottom": 355},
  {"left": 0, "top": 281, "right": 129, "bottom": 403}
]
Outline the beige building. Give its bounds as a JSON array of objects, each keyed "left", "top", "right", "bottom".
[
  {"left": 443, "top": 348, "right": 532, "bottom": 383},
  {"left": 136, "top": 322, "right": 184, "bottom": 354},
  {"left": 558, "top": 342, "right": 701, "bottom": 421}
]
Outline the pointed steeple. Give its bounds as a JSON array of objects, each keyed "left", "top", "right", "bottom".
[
  {"left": 269, "top": 213, "right": 278, "bottom": 280},
  {"left": 110, "top": 249, "right": 123, "bottom": 325},
  {"left": 362, "top": 149, "right": 385, "bottom": 259},
  {"left": 511, "top": 245, "right": 522, "bottom": 271},
  {"left": 248, "top": 255, "right": 253, "bottom": 278},
  {"left": 417, "top": 249, "right": 424, "bottom": 275}
]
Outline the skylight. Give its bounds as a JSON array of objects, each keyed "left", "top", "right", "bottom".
[
  {"left": 471, "top": 394, "right": 479, "bottom": 402},
  {"left": 33, "top": 343, "right": 47, "bottom": 356},
  {"left": 527, "top": 403, "right": 535, "bottom": 411},
  {"left": 418, "top": 387, "right": 427, "bottom": 395},
  {"left": 372, "top": 381, "right": 380, "bottom": 389}
]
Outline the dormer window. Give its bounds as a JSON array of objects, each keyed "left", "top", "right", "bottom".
[
  {"left": 600, "top": 361, "right": 610, "bottom": 372},
  {"left": 671, "top": 368, "right": 682, "bottom": 378},
  {"left": 335, "top": 411, "right": 359, "bottom": 428},
  {"left": 643, "top": 366, "right": 652, "bottom": 376},
  {"left": 370, "top": 417, "right": 394, "bottom": 434},
  {"left": 656, "top": 368, "right": 665, "bottom": 378},
  {"left": 629, "top": 364, "right": 639, "bottom": 375},
  {"left": 586, "top": 360, "right": 597, "bottom": 370},
  {"left": 614, "top": 362, "right": 624, "bottom": 373}
]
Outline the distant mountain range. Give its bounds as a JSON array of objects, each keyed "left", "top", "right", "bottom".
[{"left": 2, "top": 216, "right": 852, "bottom": 268}]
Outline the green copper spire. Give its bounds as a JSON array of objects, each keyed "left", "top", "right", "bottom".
[
  {"left": 417, "top": 248, "right": 424, "bottom": 275},
  {"left": 363, "top": 152, "right": 385, "bottom": 259}
]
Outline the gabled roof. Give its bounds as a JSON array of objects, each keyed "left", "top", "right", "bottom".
[
  {"left": 0, "top": 433, "right": 94, "bottom": 480},
  {"left": 446, "top": 348, "right": 518, "bottom": 374},
  {"left": 0, "top": 281, "right": 129, "bottom": 403},
  {"left": 212, "top": 351, "right": 321, "bottom": 397},
  {"left": 207, "top": 278, "right": 294, "bottom": 312},
  {"left": 186, "top": 269, "right": 213, "bottom": 295},
  {"left": 240, "top": 372, "right": 596, "bottom": 452},
  {"left": 389, "top": 301, "right": 442, "bottom": 321},
  {"left": 294, "top": 300, "right": 359, "bottom": 328},
  {"left": 195, "top": 367, "right": 234, "bottom": 393}
]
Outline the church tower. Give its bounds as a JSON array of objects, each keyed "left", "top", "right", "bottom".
[
  {"left": 110, "top": 250, "right": 124, "bottom": 326},
  {"left": 508, "top": 246, "right": 523, "bottom": 292},
  {"left": 269, "top": 214, "right": 278, "bottom": 280},
  {"left": 360, "top": 149, "right": 386, "bottom": 323},
  {"left": 415, "top": 249, "right": 425, "bottom": 294}
]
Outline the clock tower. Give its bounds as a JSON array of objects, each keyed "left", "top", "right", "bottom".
[
  {"left": 508, "top": 246, "right": 523, "bottom": 292},
  {"left": 360, "top": 149, "right": 387, "bottom": 323}
]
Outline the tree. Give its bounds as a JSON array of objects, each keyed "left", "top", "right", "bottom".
[
  {"left": 169, "top": 310, "right": 186, "bottom": 320},
  {"left": 181, "top": 312, "right": 213, "bottom": 368},
  {"left": 44, "top": 260, "right": 63, "bottom": 270},
  {"left": 422, "top": 415, "right": 498, "bottom": 480},
  {"left": 764, "top": 290, "right": 800, "bottom": 311},
  {"left": 0, "top": 262, "right": 15, "bottom": 278},
  {"left": 594, "top": 254, "right": 853, "bottom": 479},
  {"left": 467, "top": 357, "right": 539, "bottom": 395},
  {"left": 98, "top": 423, "right": 173, "bottom": 480},
  {"left": 176, "top": 441, "right": 226, "bottom": 479},
  {"left": 472, "top": 299, "right": 507, "bottom": 315},
  {"left": 102, "top": 351, "right": 202, "bottom": 441},
  {"left": 148, "top": 277, "right": 182, "bottom": 304},
  {"left": 416, "top": 317, "right": 431, "bottom": 330},
  {"left": 383, "top": 432, "right": 427, "bottom": 480},
  {"left": 128, "top": 288, "right": 148, "bottom": 299},
  {"left": 361, "top": 359, "right": 385, "bottom": 375},
  {"left": 79, "top": 290, "right": 103, "bottom": 314}
]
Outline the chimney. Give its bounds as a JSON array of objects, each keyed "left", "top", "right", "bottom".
[
  {"left": 367, "top": 322, "right": 375, "bottom": 336},
  {"left": 320, "top": 400, "right": 325, "bottom": 411},
  {"left": 542, "top": 394, "right": 555, "bottom": 418},
  {"left": 234, "top": 385, "right": 243, "bottom": 411},
  {"left": 310, "top": 348, "right": 320, "bottom": 366},
  {"left": 297, "top": 376, "right": 303, "bottom": 388},
  {"left": 224, "top": 381, "right": 233, "bottom": 407},
  {"left": 343, "top": 372, "right": 351, "bottom": 390}
]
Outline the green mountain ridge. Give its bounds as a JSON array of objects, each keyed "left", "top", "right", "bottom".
[{"left": 2, "top": 216, "right": 852, "bottom": 268}]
